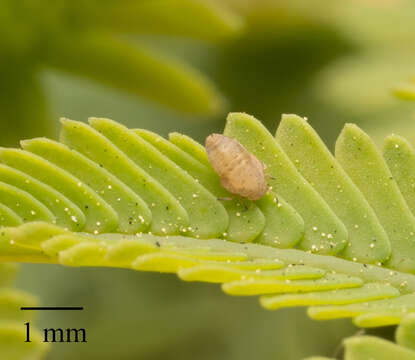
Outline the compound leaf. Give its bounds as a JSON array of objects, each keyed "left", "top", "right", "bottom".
[{"left": 2, "top": 111, "right": 415, "bottom": 341}]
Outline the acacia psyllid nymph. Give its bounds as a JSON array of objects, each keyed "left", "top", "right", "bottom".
[{"left": 205, "top": 134, "right": 267, "bottom": 201}]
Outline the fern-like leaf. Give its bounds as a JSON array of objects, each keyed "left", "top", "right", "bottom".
[{"left": 2, "top": 112, "right": 415, "bottom": 334}]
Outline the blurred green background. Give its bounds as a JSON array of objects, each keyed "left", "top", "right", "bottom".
[{"left": 1, "top": 0, "right": 413, "bottom": 358}]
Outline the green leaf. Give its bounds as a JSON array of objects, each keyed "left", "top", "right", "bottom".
[
  {"left": 336, "top": 124, "right": 415, "bottom": 272},
  {"left": 396, "top": 313, "right": 415, "bottom": 351},
  {"left": 383, "top": 135, "right": 415, "bottom": 219},
  {"left": 89, "top": 117, "right": 228, "bottom": 239},
  {"left": 344, "top": 336, "right": 415, "bottom": 360},
  {"left": 2, "top": 111, "right": 415, "bottom": 333},
  {"left": 261, "top": 283, "right": 399, "bottom": 311},
  {"left": 0, "top": 204, "right": 22, "bottom": 227},
  {"left": 135, "top": 129, "right": 267, "bottom": 243},
  {"left": 59, "top": 118, "right": 185, "bottom": 235},
  {"left": 310, "top": 317, "right": 415, "bottom": 360},
  {"left": 94, "top": 0, "right": 242, "bottom": 42},
  {"left": 0, "top": 147, "right": 118, "bottom": 233},
  {"left": 276, "top": 114, "right": 390, "bottom": 263},
  {"left": 20, "top": 137, "right": 148, "bottom": 233},
  {"left": 224, "top": 112, "right": 348, "bottom": 255},
  {"left": 46, "top": 33, "right": 224, "bottom": 114},
  {"left": 0, "top": 182, "right": 55, "bottom": 224},
  {"left": 0, "top": 164, "right": 85, "bottom": 231},
  {"left": 0, "top": 321, "right": 48, "bottom": 360},
  {"left": 155, "top": 129, "right": 304, "bottom": 246}
]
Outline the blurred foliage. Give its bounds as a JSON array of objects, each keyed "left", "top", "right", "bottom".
[
  {"left": 0, "top": 0, "right": 240, "bottom": 146},
  {"left": 3, "top": 0, "right": 415, "bottom": 359},
  {"left": 210, "top": 1, "right": 354, "bottom": 124},
  {"left": 2, "top": 1, "right": 415, "bottom": 146},
  {"left": 390, "top": 75, "right": 415, "bottom": 144},
  {"left": 395, "top": 79, "right": 415, "bottom": 102},
  {"left": 309, "top": 0, "right": 415, "bottom": 145},
  {"left": 0, "top": 263, "right": 47, "bottom": 359}
]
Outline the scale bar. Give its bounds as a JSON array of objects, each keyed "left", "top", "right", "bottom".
[{"left": 21, "top": 307, "right": 84, "bottom": 311}]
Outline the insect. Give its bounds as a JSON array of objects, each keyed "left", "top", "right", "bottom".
[{"left": 205, "top": 134, "right": 268, "bottom": 201}]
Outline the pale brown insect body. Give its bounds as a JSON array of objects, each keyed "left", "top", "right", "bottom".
[{"left": 205, "top": 134, "right": 267, "bottom": 201}]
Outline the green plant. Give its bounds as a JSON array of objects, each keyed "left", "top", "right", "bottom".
[
  {"left": 2, "top": 112, "right": 415, "bottom": 359},
  {"left": 305, "top": 316, "right": 415, "bottom": 359},
  {"left": 0, "top": 263, "right": 47, "bottom": 359},
  {"left": 0, "top": 0, "right": 239, "bottom": 146}
]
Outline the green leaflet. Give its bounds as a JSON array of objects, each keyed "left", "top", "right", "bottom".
[
  {"left": 135, "top": 129, "right": 263, "bottom": 241},
  {"left": 134, "top": 128, "right": 267, "bottom": 243},
  {"left": 0, "top": 263, "right": 47, "bottom": 360},
  {"left": 0, "top": 181, "right": 55, "bottom": 224},
  {"left": 255, "top": 193, "right": 304, "bottom": 248},
  {"left": 0, "top": 322, "right": 48, "bottom": 360},
  {"left": 21, "top": 138, "right": 149, "bottom": 234},
  {"left": 260, "top": 283, "right": 399, "bottom": 310},
  {"left": 165, "top": 131, "right": 304, "bottom": 247},
  {"left": 59, "top": 118, "right": 185, "bottom": 235},
  {"left": 396, "top": 314, "right": 415, "bottom": 351},
  {"left": 0, "top": 222, "right": 66, "bottom": 263},
  {"left": 224, "top": 112, "right": 348, "bottom": 255},
  {"left": 308, "top": 294, "right": 415, "bottom": 326},
  {"left": 222, "top": 273, "right": 363, "bottom": 296},
  {"left": 9, "top": 221, "right": 67, "bottom": 248},
  {"left": 309, "top": 318, "right": 415, "bottom": 360},
  {"left": 89, "top": 118, "right": 228, "bottom": 239},
  {"left": 344, "top": 336, "right": 415, "bottom": 360},
  {"left": 276, "top": 114, "right": 390, "bottom": 263},
  {"left": 354, "top": 312, "right": 408, "bottom": 328},
  {"left": 3, "top": 112, "right": 415, "bottom": 332},
  {"left": 169, "top": 132, "right": 211, "bottom": 165},
  {"left": 383, "top": 135, "right": 415, "bottom": 218},
  {"left": 336, "top": 124, "right": 415, "bottom": 273},
  {"left": 0, "top": 204, "right": 21, "bottom": 227},
  {"left": 0, "top": 164, "right": 85, "bottom": 231},
  {"left": 0, "top": 148, "right": 117, "bottom": 233},
  {"left": 0, "top": 288, "right": 37, "bottom": 321},
  {"left": 0, "top": 229, "right": 50, "bottom": 263},
  {"left": 178, "top": 263, "right": 324, "bottom": 283}
]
